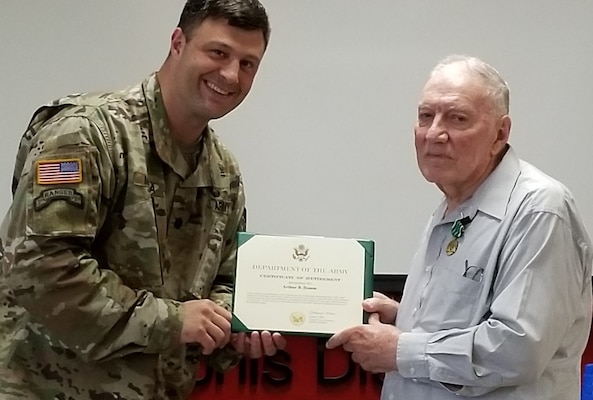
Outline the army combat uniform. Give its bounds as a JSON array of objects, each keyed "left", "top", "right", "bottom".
[{"left": 0, "top": 73, "right": 245, "bottom": 399}]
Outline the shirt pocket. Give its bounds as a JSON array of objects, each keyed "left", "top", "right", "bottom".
[
  {"left": 181, "top": 192, "right": 232, "bottom": 298},
  {"left": 102, "top": 183, "right": 163, "bottom": 290},
  {"left": 417, "top": 264, "right": 483, "bottom": 330}
]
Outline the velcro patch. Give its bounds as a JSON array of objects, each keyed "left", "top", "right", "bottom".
[
  {"left": 34, "top": 188, "right": 84, "bottom": 211},
  {"left": 211, "top": 199, "right": 231, "bottom": 214},
  {"left": 37, "top": 158, "right": 82, "bottom": 185}
]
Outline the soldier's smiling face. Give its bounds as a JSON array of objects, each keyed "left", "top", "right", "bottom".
[{"left": 168, "top": 17, "right": 266, "bottom": 123}]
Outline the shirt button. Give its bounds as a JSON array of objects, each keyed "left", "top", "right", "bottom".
[{"left": 410, "top": 367, "right": 416, "bottom": 374}]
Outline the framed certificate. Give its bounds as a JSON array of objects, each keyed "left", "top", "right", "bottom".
[{"left": 231, "top": 232, "right": 374, "bottom": 336}]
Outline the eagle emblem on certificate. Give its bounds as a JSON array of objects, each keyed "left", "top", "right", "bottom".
[{"left": 292, "top": 244, "right": 309, "bottom": 262}]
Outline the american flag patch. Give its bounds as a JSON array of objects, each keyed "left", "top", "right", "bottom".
[{"left": 36, "top": 159, "right": 82, "bottom": 185}]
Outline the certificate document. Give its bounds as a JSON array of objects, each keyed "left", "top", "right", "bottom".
[{"left": 232, "top": 232, "right": 374, "bottom": 336}]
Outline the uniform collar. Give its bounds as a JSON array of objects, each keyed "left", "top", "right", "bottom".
[
  {"left": 143, "top": 73, "right": 193, "bottom": 179},
  {"left": 182, "top": 132, "right": 214, "bottom": 188},
  {"left": 142, "top": 73, "right": 214, "bottom": 187}
]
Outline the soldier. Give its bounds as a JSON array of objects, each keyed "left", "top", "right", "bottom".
[{"left": 0, "top": 1, "right": 285, "bottom": 399}]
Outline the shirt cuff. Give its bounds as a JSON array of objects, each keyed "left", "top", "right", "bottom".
[
  {"left": 146, "top": 298, "right": 183, "bottom": 353},
  {"left": 397, "top": 332, "right": 431, "bottom": 379}
]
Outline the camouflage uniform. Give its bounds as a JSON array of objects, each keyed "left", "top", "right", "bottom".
[{"left": 0, "top": 73, "right": 245, "bottom": 399}]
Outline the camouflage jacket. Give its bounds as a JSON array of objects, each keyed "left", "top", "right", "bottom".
[{"left": 0, "top": 73, "right": 245, "bottom": 400}]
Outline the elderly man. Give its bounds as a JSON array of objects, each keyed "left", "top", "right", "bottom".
[{"left": 327, "top": 55, "right": 592, "bottom": 399}]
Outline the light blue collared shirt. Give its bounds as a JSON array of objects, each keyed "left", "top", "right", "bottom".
[{"left": 382, "top": 147, "right": 592, "bottom": 399}]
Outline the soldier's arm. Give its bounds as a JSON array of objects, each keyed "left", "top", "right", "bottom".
[{"left": 3, "top": 113, "right": 183, "bottom": 362}]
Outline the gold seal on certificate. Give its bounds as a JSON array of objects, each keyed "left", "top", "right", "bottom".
[
  {"left": 289, "top": 311, "right": 305, "bottom": 326},
  {"left": 231, "top": 232, "right": 374, "bottom": 336}
]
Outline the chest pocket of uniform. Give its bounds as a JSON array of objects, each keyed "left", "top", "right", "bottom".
[
  {"left": 417, "top": 263, "right": 483, "bottom": 331},
  {"left": 103, "top": 182, "right": 163, "bottom": 290},
  {"left": 167, "top": 187, "right": 199, "bottom": 241},
  {"left": 170, "top": 188, "right": 232, "bottom": 298}
]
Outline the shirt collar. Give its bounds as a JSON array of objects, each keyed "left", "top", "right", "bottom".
[
  {"left": 143, "top": 72, "right": 192, "bottom": 178},
  {"left": 181, "top": 130, "right": 215, "bottom": 188},
  {"left": 143, "top": 73, "right": 216, "bottom": 187},
  {"left": 469, "top": 145, "right": 521, "bottom": 221},
  {"left": 433, "top": 145, "right": 521, "bottom": 225}
]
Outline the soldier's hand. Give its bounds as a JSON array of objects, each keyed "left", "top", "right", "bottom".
[
  {"left": 180, "top": 300, "right": 232, "bottom": 355},
  {"left": 230, "top": 331, "right": 287, "bottom": 358}
]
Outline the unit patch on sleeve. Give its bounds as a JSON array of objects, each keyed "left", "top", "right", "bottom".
[
  {"left": 33, "top": 188, "right": 84, "bottom": 211},
  {"left": 36, "top": 158, "right": 82, "bottom": 185}
]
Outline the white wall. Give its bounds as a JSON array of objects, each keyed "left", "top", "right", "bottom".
[{"left": 1, "top": 1, "right": 592, "bottom": 274}]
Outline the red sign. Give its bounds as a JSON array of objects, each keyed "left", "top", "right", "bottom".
[{"left": 191, "top": 336, "right": 382, "bottom": 399}]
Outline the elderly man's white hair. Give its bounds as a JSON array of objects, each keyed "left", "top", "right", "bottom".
[{"left": 431, "top": 55, "right": 510, "bottom": 116}]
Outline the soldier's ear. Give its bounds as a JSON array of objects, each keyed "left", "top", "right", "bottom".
[{"left": 170, "top": 27, "right": 187, "bottom": 57}]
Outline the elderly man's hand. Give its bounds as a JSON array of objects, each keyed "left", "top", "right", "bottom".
[
  {"left": 325, "top": 314, "right": 400, "bottom": 373},
  {"left": 362, "top": 291, "right": 399, "bottom": 324},
  {"left": 230, "top": 331, "right": 287, "bottom": 358}
]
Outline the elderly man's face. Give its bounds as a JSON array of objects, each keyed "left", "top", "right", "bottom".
[{"left": 414, "top": 65, "right": 509, "bottom": 198}]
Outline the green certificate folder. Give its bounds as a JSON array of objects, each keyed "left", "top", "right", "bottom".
[{"left": 232, "top": 232, "right": 374, "bottom": 336}]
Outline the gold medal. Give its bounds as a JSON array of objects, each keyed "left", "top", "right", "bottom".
[
  {"left": 445, "top": 213, "right": 473, "bottom": 256},
  {"left": 446, "top": 238, "right": 458, "bottom": 256}
]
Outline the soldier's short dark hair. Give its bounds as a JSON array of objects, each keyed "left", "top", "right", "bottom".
[{"left": 178, "top": 0, "right": 270, "bottom": 48}]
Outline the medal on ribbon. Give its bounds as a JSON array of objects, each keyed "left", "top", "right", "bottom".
[{"left": 446, "top": 215, "right": 469, "bottom": 256}]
